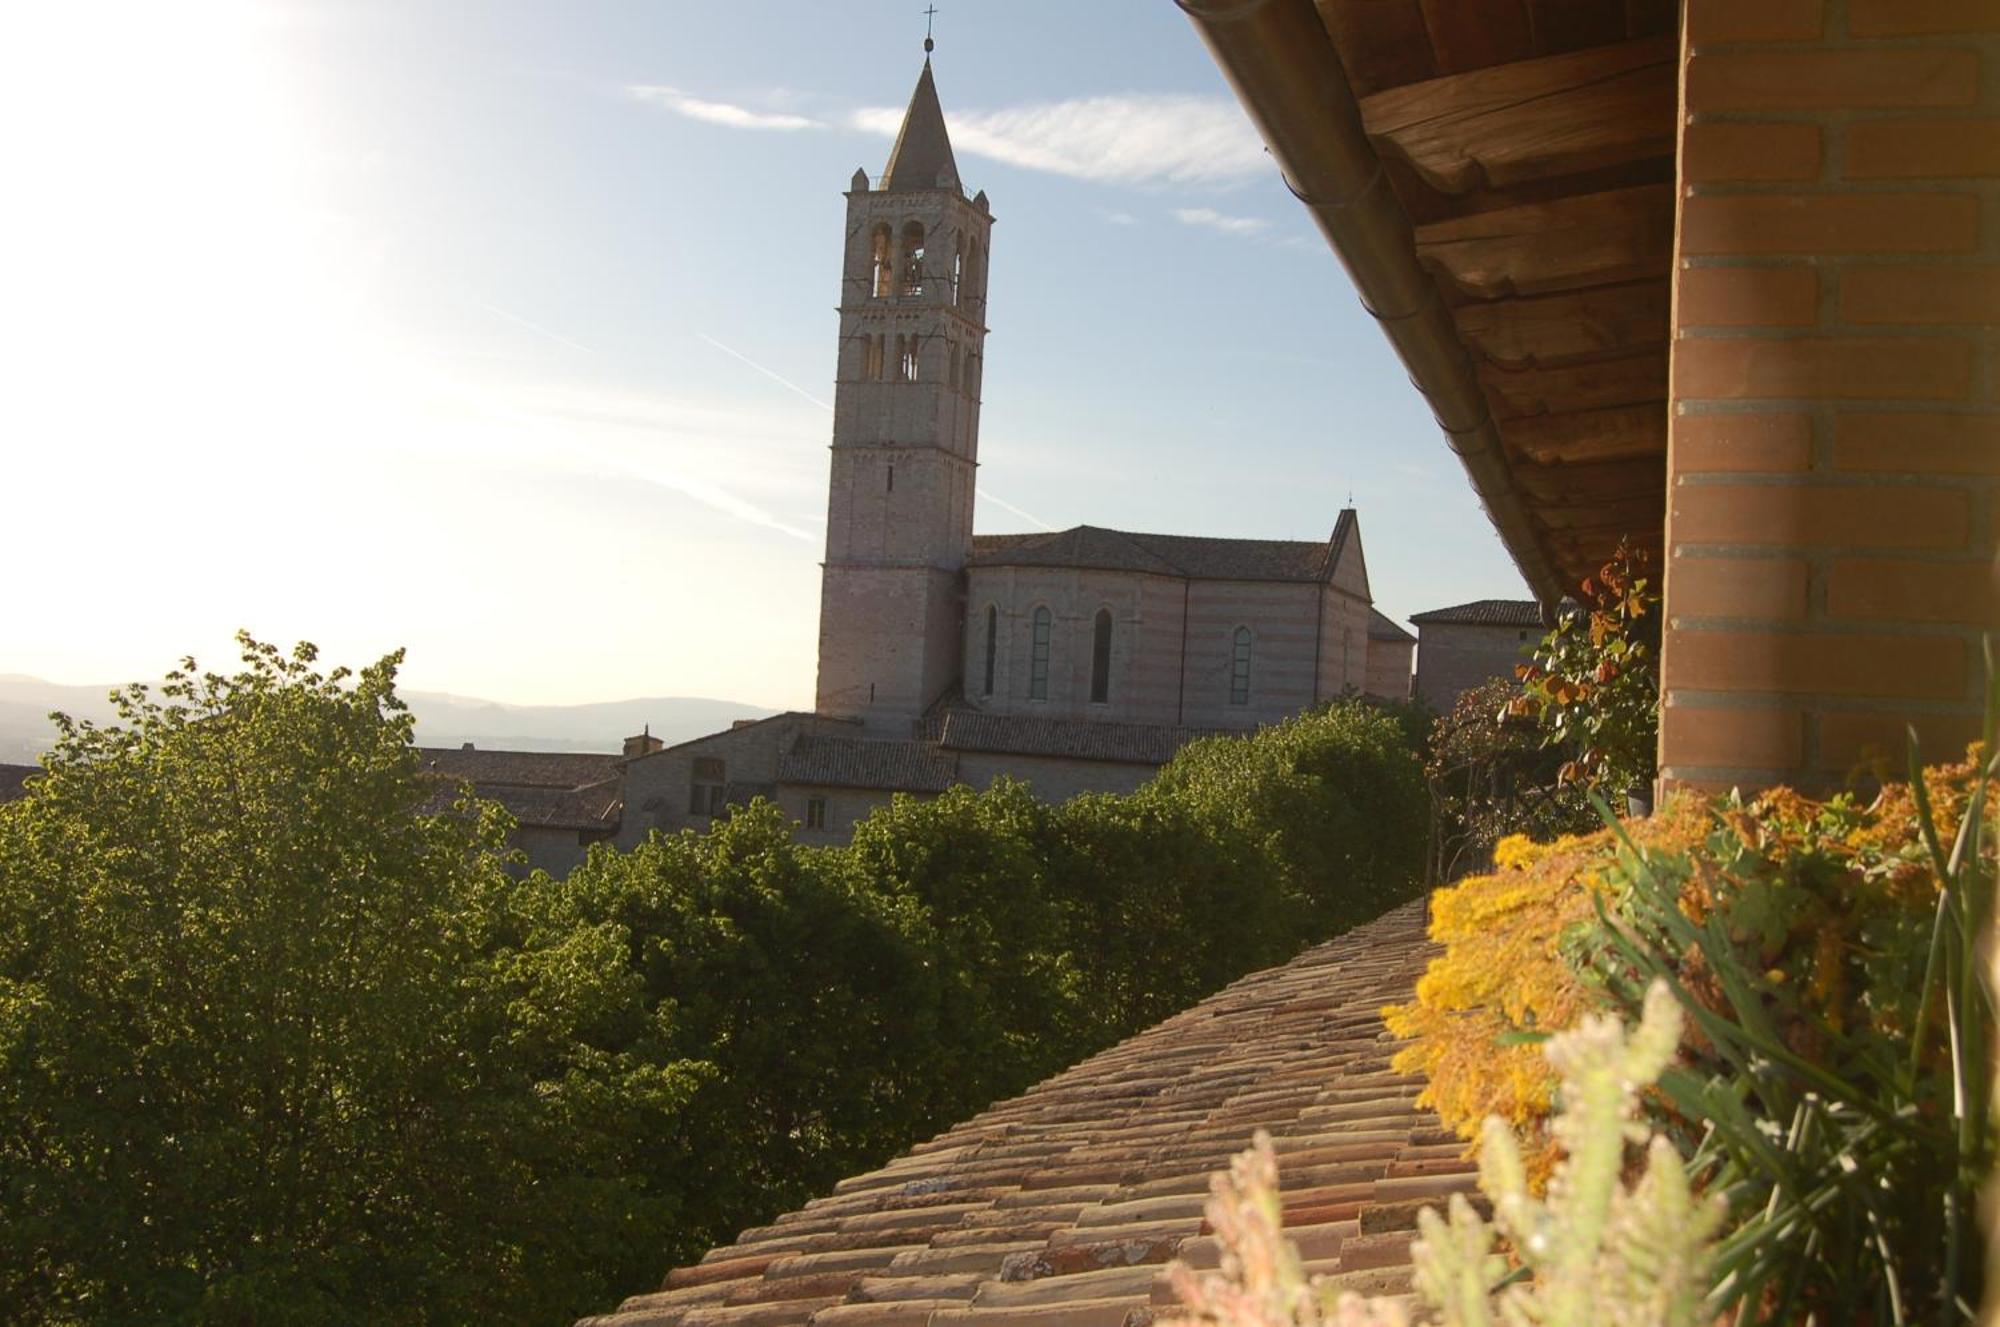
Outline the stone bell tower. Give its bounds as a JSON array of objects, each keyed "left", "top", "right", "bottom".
[{"left": 814, "top": 53, "right": 993, "bottom": 733}]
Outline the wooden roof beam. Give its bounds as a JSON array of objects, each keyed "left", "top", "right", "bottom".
[{"left": 1360, "top": 37, "right": 1677, "bottom": 194}]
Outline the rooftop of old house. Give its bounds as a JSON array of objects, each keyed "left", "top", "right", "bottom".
[
  {"left": 416, "top": 747, "right": 626, "bottom": 832},
  {"left": 578, "top": 900, "right": 1462, "bottom": 1327}
]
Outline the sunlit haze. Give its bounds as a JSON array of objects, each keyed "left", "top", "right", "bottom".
[{"left": 0, "top": 1, "right": 1530, "bottom": 708}]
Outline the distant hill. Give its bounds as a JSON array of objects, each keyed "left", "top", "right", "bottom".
[{"left": 0, "top": 674, "right": 775, "bottom": 763}]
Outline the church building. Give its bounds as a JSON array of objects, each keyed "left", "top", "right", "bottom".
[{"left": 614, "top": 53, "right": 1409, "bottom": 846}]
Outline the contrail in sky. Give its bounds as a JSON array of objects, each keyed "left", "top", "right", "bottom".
[
  {"left": 699, "top": 333, "right": 833, "bottom": 411},
  {"left": 478, "top": 302, "right": 595, "bottom": 354},
  {"left": 701, "top": 332, "right": 1061, "bottom": 532}
]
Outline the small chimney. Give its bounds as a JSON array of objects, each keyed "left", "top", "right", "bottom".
[
  {"left": 623, "top": 724, "right": 664, "bottom": 759},
  {"left": 461, "top": 742, "right": 476, "bottom": 751},
  {"left": 731, "top": 719, "right": 758, "bottom": 730}
]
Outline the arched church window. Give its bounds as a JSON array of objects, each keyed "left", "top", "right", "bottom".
[
  {"left": 982, "top": 604, "right": 997, "bottom": 697},
  {"left": 900, "top": 221, "right": 926, "bottom": 296},
  {"left": 1229, "top": 628, "right": 1252, "bottom": 706},
  {"left": 951, "top": 243, "right": 963, "bottom": 305},
  {"left": 897, "top": 335, "right": 919, "bottom": 383},
  {"left": 964, "top": 237, "right": 983, "bottom": 311},
  {"left": 870, "top": 224, "right": 894, "bottom": 298},
  {"left": 1090, "top": 609, "right": 1113, "bottom": 704},
  {"left": 1029, "top": 607, "right": 1052, "bottom": 701}
]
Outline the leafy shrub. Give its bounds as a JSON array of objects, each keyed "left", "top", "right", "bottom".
[
  {"left": 1387, "top": 739, "right": 1996, "bottom": 1323},
  {"left": 1513, "top": 540, "right": 1660, "bottom": 795},
  {"left": 1424, "top": 677, "right": 1598, "bottom": 882},
  {"left": 1152, "top": 702, "right": 1428, "bottom": 939}
]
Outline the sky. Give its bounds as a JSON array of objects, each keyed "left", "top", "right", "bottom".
[{"left": 0, "top": 0, "right": 1531, "bottom": 709}]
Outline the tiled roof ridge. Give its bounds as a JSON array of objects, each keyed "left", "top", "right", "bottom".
[
  {"left": 577, "top": 896, "right": 1460, "bottom": 1327},
  {"left": 1406, "top": 598, "right": 1543, "bottom": 627},
  {"left": 1365, "top": 609, "right": 1414, "bottom": 644}
]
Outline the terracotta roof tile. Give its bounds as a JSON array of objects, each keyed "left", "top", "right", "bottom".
[
  {"left": 969, "top": 526, "right": 1336, "bottom": 584},
  {"left": 778, "top": 736, "right": 958, "bottom": 793},
  {"left": 1406, "top": 598, "right": 1544, "bottom": 627},
  {"left": 577, "top": 899, "right": 1457, "bottom": 1327},
  {"left": 936, "top": 711, "right": 1219, "bottom": 767}
]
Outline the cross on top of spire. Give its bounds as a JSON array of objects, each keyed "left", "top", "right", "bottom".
[{"left": 923, "top": 5, "right": 938, "bottom": 54}]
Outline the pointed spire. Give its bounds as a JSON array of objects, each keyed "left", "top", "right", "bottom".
[{"left": 880, "top": 60, "right": 960, "bottom": 194}]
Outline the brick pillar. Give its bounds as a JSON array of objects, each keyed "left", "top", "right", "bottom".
[{"left": 1660, "top": 0, "right": 2000, "bottom": 792}]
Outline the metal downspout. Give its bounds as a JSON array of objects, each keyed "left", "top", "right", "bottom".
[{"left": 1176, "top": 0, "right": 1568, "bottom": 609}]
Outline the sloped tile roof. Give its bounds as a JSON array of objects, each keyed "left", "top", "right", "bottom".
[
  {"left": 970, "top": 527, "right": 1336, "bottom": 584},
  {"left": 937, "top": 711, "right": 1220, "bottom": 767},
  {"left": 577, "top": 899, "right": 1459, "bottom": 1327},
  {"left": 1366, "top": 610, "right": 1415, "bottom": 644},
  {"left": 0, "top": 763, "right": 39, "bottom": 804},
  {"left": 416, "top": 748, "right": 626, "bottom": 832},
  {"left": 1407, "top": 599, "right": 1543, "bottom": 628},
  {"left": 416, "top": 747, "right": 624, "bottom": 790},
  {"left": 779, "top": 736, "right": 960, "bottom": 794}
]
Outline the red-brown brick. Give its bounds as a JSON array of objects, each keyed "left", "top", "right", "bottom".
[
  {"left": 1671, "top": 412, "right": 1813, "bottom": 473},
  {"left": 1840, "top": 266, "right": 2000, "bottom": 326},
  {"left": 1847, "top": 119, "right": 2000, "bottom": 180},
  {"left": 1682, "top": 122, "right": 1822, "bottom": 183},
  {"left": 1826, "top": 559, "right": 2000, "bottom": 626},
  {"left": 1663, "top": 629, "right": 1966, "bottom": 700},
  {"left": 1669, "top": 483, "right": 1969, "bottom": 550},
  {"left": 1679, "top": 266, "right": 1819, "bottom": 327},
  {"left": 1668, "top": 555, "right": 1810, "bottom": 621},
  {"left": 1832, "top": 412, "right": 2000, "bottom": 475},
  {"left": 1685, "top": 50, "right": 1978, "bottom": 111},
  {"left": 1680, "top": 193, "right": 1978, "bottom": 256},
  {"left": 1673, "top": 338, "right": 1975, "bottom": 401}
]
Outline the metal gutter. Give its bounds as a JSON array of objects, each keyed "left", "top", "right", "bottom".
[{"left": 1176, "top": 0, "right": 1568, "bottom": 608}]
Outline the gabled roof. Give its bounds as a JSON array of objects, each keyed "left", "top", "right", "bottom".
[
  {"left": 1407, "top": 599, "right": 1543, "bottom": 628},
  {"left": 575, "top": 899, "right": 1457, "bottom": 1327},
  {"left": 778, "top": 735, "right": 959, "bottom": 794},
  {"left": 970, "top": 526, "right": 1336, "bottom": 584},
  {"left": 881, "top": 60, "right": 960, "bottom": 194},
  {"left": 416, "top": 747, "right": 623, "bottom": 790},
  {"left": 937, "top": 709, "right": 1220, "bottom": 767},
  {"left": 1366, "top": 609, "right": 1415, "bottom": 644},
  {"left": 415, "top": 747, "right": 625, "bottom": 832}
]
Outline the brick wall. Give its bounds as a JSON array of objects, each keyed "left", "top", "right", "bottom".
[{"left": 1662, "top": 0, "right": 2000, "bottom": 790}]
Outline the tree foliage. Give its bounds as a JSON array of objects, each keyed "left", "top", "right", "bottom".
[{"left": 0, "top": 641, "right": 1429, "bottom": 1324}]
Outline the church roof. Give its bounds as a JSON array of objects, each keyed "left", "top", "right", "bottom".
[
  {"left": 969, "top": 526, "right": 1336, "bottom": 584},
  {"left": 937, "top": 709, "right": 1221, "bottom": 767},
  {"left": 1366, "top": 610, "right": 1415, "bottom": 644},
  {"left": 881, "top": 60, "right": 960, "bottom": 194},
  {"left": 778, "top": 734, "right": 959, "bottom": 793},
  {"left": 574, "top": 898, "right": 1457, "bottom": 1326},
  {"left": 1407, "top": 599, "right": 1544, "bottom": 628},
  {"left": 415, "top": 747, "right": 626, "bottom": 832}
]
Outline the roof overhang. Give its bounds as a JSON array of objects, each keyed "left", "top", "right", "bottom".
[{"left": 1179, "top": 0, "right": 1677, "bottom": 606}]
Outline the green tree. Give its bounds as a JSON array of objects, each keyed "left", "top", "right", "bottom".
[{"left": 0, "top": 635, "right": 699, "bottom": 1325}]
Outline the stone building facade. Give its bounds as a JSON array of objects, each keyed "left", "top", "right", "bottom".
[
  {"left": 378, "top": 55, "right": 1426, "bottom": 858},
  {"left": 1408, "top": 599, "right": 1542, "bottom": 714}
]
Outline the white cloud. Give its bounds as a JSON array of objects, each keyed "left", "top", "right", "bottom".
[
  {"left": 1096, "top": 208, "right": 1140, "bottom": 226},
  {"left": 629, "top": 85, "right": 822, "bottom": 131},
  {"left": 850, "top": 93, "right": 1267, "bottom": 187},
  {"left": 1172, "top": 206, "right": 1270, "bottom": 237}
]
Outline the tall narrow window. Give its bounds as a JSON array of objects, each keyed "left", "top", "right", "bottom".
[
  {"left": 1229, "top": 628, "right": 1252, "bottom": 706},
  {"left": 805, "top": 797, "right": 827, "bottom": 830},
  {"left": 1090, "top": 609, "right": 1113, "bottom": 704},
  {"left": 897, "top": 335, "right": 919, "bottom": 382},
  {"left": 1029, "top": 607, "right": 1051, "bottom": 701},
  {"left": 689, "top": 757, "right": 726, "bottom": 815},
  {"left": 870, "top": 224, "right": 894, "bottom": 297},
  {"left": 863, "top": 334, "right": 884, "bottom": 380},
  {"left": 900, "top": 221, "right": 926, "bottom": 296},
  {"left": 949, "top": 343, "right": 961, "bottom": 389},
  {"left": 951, "top": 244, "right": 963, "bottom": 305},
  {"left": 886, "top": 463, "right": 895, "bottom": 493},
  {"left": 982, "top": 605, "right": 997, "bottom": 697}
]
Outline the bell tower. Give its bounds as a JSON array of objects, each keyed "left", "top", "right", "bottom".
[{"left": 814, "top": 54, "right": 993, "bottom": 732}]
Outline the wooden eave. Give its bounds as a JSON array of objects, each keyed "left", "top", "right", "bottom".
[{"left": 1320, "top": 1, "right": 1679, "bottom": 589}]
